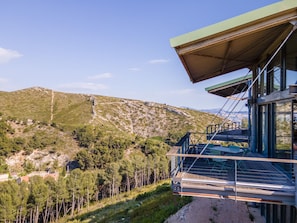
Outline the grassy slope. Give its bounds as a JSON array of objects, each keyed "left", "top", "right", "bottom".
[
  {"left": 0, "top": 87, "right": 220, "bottom": 172},
  {"left": 0, "top": 87, "right": 217, "bottom": 139},
  {"left": 0, "top": 88, "right": 218, "bottom": 221},
  {"left": 52, "top": 91, "right": 93, "bottom": 128},
  {"left": 68, "top": 181, "right": 192, "bottom": 223},
  {"left": 0, "top": 88, "right": 52, "bottom": 122}
]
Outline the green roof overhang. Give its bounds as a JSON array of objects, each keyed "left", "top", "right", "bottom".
[
  {"left": 170, "top": 0, "right": 297, "bottom": 83},
  {"left": 205, "top": 74, "right": 252, "bottom": 97}
]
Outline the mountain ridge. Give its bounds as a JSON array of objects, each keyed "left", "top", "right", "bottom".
[
  {"left": 0, "top": 86, "right": 216, "bottom": 138},
  {"left": 0, "top": 86, "right": 218, "bottom": 173}
]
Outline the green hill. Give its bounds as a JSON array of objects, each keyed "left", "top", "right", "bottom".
[
  {"left": 0, "top": 87, "right": 221, "bottom": 223},
  {"left": 0, "top": 87, "right": 215, "bottom": 137},
  {"left": 0, "top": 87, "right": 217, "bottom": 173}
]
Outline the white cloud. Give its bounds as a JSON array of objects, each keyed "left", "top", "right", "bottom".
[
  {"left": 148, "top": 59, "right": 169, "bottom": 64},
  {"left": 128, "top": 67, "right": 140, "bottom": 71},
  {"left": 59, "top": 82, "right": 108, "bottom": 91},
  {"left": 88, "top": 72, "right": 112, "bottom": 80},
  {"left": 0, "top": 47, "right": 23, "bottom": 64}
]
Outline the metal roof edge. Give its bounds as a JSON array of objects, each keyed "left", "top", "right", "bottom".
[
  {"left": 205, "top": 74, "right": 252, "bottom": 92},
  {"left": 170, "top": 1, "right": 297, "bottom": 48}
]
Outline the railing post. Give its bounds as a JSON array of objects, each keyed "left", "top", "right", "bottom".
[
  {"left": 171, "top": 149, "right": 176, "bottom": 176},
  {"left": 177, "top": 147, "right": 181, "bottom": 172},
  {"left": 235, "top": 160, "right": 237, "bottom": 202},
  {"left": 294, "top": 163, "right": 297, "bottom": 207}
]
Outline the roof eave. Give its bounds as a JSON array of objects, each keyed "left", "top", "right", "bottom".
[
  {"left": 170, "top": 1, "right": 297, "bottom": 84},
  {"left": 170, "top": 1, "right": 297, "bottom": 50}
]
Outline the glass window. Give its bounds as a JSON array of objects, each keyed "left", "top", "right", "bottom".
[
  {"left": 274, "top": 102, "right": 292, "bottom": 173},
  {"left": 275, "top": 102, "right": 292, "bottom": 172},
  {"left": 267, "top": 52, "right": 281, "bottom": 93},
  {"left": 285, "top": 31, "right": 297, "bottom": 88},
  {"left": 258, "top": 67, "right": 267, "bottom": 97},
  {"left": 287, "top": 70, "right": 297, "bottom": 86},
  {"left": 259, "top": 105, "right": 268, "bottom": 156},
  {"left": 293, "top": 101, "right": 297, "bottom": 157}
]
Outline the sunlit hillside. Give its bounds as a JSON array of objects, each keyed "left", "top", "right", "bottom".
[
  {"left": 0, "top": 87, "right": 216, "bottom": 138},
  {"left": 0, "top": 87, "right": 221, "bottom": 223}
]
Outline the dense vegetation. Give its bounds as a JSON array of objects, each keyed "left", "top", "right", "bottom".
[
  {"left": 0, "top": 87, "right": 218, "bottom": 223},
  {"left": 0, "top": 123, "right": 171, "bottom": 222}
]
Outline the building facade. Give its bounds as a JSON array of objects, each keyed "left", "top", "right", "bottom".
[{"left": 168, "top": 0, "right": 297, "bottom": 222}]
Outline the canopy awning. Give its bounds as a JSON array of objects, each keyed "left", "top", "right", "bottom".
[
  {"left": 206, "top": 74, "right": 252, "bottom": 98},
  {"left": 170, "top": 1, "right": 297, "bottom": 83}
]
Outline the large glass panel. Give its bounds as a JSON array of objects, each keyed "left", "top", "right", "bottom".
[
  {"left": 286, "top": 31, "right": 297, "bottom": 88},
  {"left": 293, "top": 101, "right": 297, "bottom": 158},
  {"left": 275, "top": 102, "right": 292, "bottom": 172},
  {"left": 258, "top": 67, "right": 267, "bottom": 97},
  {"left": 259, "top": 105, "right": 268, "bottom": 156},
  {"left": 267, "top": 52, "right": 281, "bottom": 93},
  {"left": 287, "top": 70, "right": 297, "bottom": 86}
]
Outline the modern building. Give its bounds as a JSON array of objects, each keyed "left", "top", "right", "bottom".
[{"left": 168, "top": 0, "right": 297, "bottom": 222}]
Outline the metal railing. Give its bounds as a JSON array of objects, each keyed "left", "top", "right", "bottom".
[
  {"left": 167, "top": 133, "right": 297, "bottom": 205},
  {"left": 206, "top": 122, "right": 243, "bottom": 135}
]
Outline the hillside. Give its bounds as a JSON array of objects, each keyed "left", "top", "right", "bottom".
[
  {"left": 0, "top": 87, "right": 224, "bottom": 223},
  {"left": 0, "top": 87, "right": 216, "bottom": 138},
  {"left": 0, "top": 87, "right": 218, "bottom": 173}
]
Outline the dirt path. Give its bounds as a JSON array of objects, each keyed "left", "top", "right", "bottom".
[
  {"left": 165, "top": 197, "right": 265, "bottom": 223},
  {"left": 50, "top": 90, "right": 54, "bottom": 122}
]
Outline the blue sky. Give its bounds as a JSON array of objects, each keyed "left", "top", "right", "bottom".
[{"left": 0, "top": 0, "right": 279, "bottom": 110}]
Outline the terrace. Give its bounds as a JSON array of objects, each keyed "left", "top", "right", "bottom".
[
  {"left": 167, "top": 132, "right": 297, "bottom": 206},
  {"left": 206, "top": 122, "right": 249, "bottom": 143}
]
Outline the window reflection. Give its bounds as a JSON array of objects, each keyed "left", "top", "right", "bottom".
[
  {"left": 258, "top": 67, "right": 267, "bottom": 97},
  {"left": 293, "top": 101, "right": 297, "bottom": 157},
  {"left": 259, "top": 105, "right": 268, "bottom": 156},
  {"left": 286, "top": 31, "right": 297, "bottom": 88},
  {"left": 275, "top": 102, "right": 292, "bottom": 172},
  {"left": 275, "top": 102, "right": 292, "bottom": 159},
  {"left": 267, "top": 52, "right": 281, "bottom": 93}
]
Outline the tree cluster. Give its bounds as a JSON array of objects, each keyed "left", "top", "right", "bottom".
[
  {"left": 0, "top": 118, "right": 64, "bottom": 166},
  {"left": 0, "top": 170, "right": 96, "bottom": 223},
  {"left": 0, "top": 119, "right": 21, "bottom": 158},
  {"left": 73, "top": 126, "right": 170, "bottom": 197},
  {"left": 0, "top": 125, "right": 171, "bottom": 222},
  {"left": 0, "top": 155, "right": 169, "bottom": 223}
]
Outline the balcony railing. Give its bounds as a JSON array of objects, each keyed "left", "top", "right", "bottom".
[
  {"left": 167, "top": 132, "right": 297, "bottom": 206},
  {"left": 206, "top": 122, "right": 242, "bottom": 134},
  {"left": 206, "top": 122, "right": 249, "bottom": 143}
]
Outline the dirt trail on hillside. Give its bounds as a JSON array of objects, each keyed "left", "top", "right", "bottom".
[{"left": 165, "top": 197, "right": 265, "bottom": 223}]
